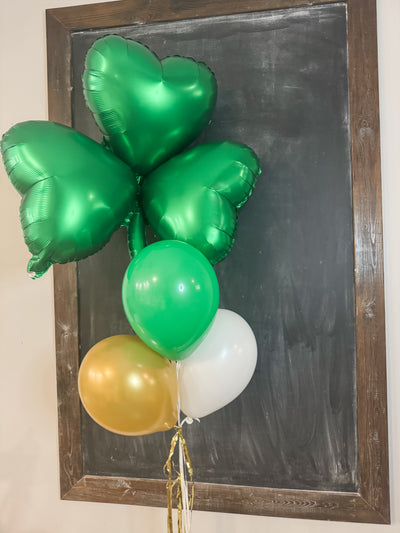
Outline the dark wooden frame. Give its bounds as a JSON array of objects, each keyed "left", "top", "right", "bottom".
[{"left": 47, "top": 0, "right": 389, "bottom": 523}]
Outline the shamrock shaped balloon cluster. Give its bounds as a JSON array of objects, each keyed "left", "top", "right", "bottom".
[{"left": 1, "top": 35, "right": 260, "bottom": 435}]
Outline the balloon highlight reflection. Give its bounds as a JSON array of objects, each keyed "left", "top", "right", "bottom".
[
  {"left": 0, "top": 121, "right": 138, "bottom": 278},
  {"left": 78, "top": 335, "right": 178, "bottom": 436},
  {"left": 122, "top": 240, "right": 219, "bottom": 360},
  {"left": 142, "top": 141, "right": 261, "bottom": 264},
  {"left": 83, "top": 35, "right": 217, "bottom": 175}
]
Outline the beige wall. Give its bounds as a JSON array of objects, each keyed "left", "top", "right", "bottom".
[{"left": 0, "top": 1, "right": 399, "bottom": 531}]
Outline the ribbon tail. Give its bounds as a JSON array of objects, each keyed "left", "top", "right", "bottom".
[
  {"left": 164, "top": 430, "right": 180, "bottom": 533},
  {"left": 164, "top": 426, "right": 194, "bottom": 533}
]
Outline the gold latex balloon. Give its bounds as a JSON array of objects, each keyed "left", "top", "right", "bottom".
[{"left": 78, "top": 335, "right": 178, "bottom": 436}]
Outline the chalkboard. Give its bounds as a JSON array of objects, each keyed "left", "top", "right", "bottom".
[{"left": 48, "top": 0, "right": 389, "bottom": 523}]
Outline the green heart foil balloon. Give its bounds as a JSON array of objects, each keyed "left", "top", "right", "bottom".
[
  {"left": 140, "top": 141, "right": 261, "bottom": 265},
  {"left": 122, "top": 240, "right": 219, "bottom": 361},
  {"left": 82, "top": 35, "right": 217, "bottom": 176},
  {"left": 0, "top": 121, "right": 138, "bottom": 278}
]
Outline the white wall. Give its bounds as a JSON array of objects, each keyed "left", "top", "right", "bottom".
[{"left": 0, "top": 1, "right": 398, "bottom": 531}]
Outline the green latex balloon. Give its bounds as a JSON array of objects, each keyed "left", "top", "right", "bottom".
[
  {"left": 82, "top": 35, "right": 217, "bottom": 175},
  {"left": 0, "top": 121, "right": 138, "bottom": 278},
  {"left": 122, "top": 240, "right": 219, "bottom": 360},
  {"left": 141, "top": 141, "right": 261, "bottom": 265}
]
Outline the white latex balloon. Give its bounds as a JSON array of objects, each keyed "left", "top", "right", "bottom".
[{"left": 178, "top": 309, "right": 257, "bottom": 418}]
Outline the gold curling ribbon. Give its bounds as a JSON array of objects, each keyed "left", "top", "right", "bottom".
[{"left": 164, "top": 425, "right": 194, "bottom": 533}]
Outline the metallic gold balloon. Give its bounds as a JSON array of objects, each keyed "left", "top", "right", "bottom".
[
  {"left": 83, "top": 35, "right": 217, "bottom": 175},
  {"left": 141, "top": 141, "right": 261, "bottom": 264},
  {"left": 78, "top": 335, "right": 178, "bottom": 436},
  {"left": 0, "top": 121, "right": 138, "bottom": 278}
]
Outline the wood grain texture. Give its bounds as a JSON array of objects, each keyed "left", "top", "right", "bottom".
[
  {"left": 46, "top": 11, "right": 72, "bottom": 126},
  {"left": 53, "top": 263, "right": 83, "bottom": 495},
  {"left": 347, "top": 0, "right": 390, "bottom": 524},
  {"left": 47, "top": 0, "right": 341, "bottom": 30},
  {"left": 47, "top": 12, "right": 84, "bottom": 497},
  {"left": 47, "top": 0, "right": 389, "bottom": 523},
  {"left": 63, "top": 475, "right": 387, "bottom": 523}
]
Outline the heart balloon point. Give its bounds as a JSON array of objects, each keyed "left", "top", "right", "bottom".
[{"left": 27, "top": 252, "right": 51, "bottom": 279}]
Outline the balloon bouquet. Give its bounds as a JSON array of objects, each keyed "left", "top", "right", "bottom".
[{"left": 1, "top": 35, "right": 260, "bottom": 532}]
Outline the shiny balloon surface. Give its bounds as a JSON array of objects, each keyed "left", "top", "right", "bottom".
[
  {"left": 83, "top": 35, "right": 217, "bottom": 175},
  {"left": 141, "top": 141, "right": 260, "bottom": 264},
  {"left": 122, "top": 240, "right": 219, "bottom": 360},
  {"left": 0, "top": 121, "right": 138, "bottom": 277},
  {"left": 78, "top": 335, "right": 178, "bottom": 436}
]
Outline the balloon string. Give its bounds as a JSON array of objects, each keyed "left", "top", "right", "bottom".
[{"left": 164, "top": 363, "right": 194, "bottom": 533}]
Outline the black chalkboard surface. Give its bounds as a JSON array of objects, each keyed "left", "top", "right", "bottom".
[{"left": 72, "top": 3, "right": 356, "bottom": 492}]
